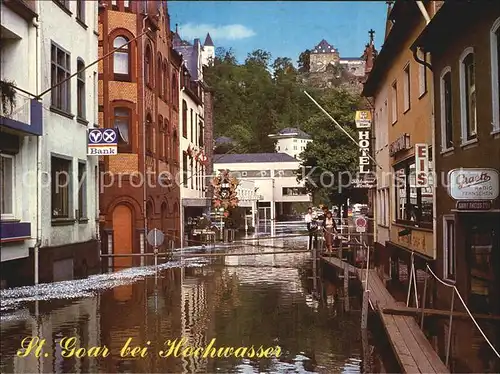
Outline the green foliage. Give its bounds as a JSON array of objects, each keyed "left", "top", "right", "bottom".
[{"left": 297, "top": 49, "right": 311, "bottom": 72}]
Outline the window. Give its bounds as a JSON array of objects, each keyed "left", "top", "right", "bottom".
[
  {"left": 182, "top": 100, "right": 188, "bottom": 137},
  {"left": 51, "top": 157, "right": 71, "bottom": 219},
  {"left": 157, "top": 55, "right": 163, "bottom": 97},
  {"left": 114, "top": 107, "right": 131, "bottom": 152},
  {"left": 173, "top": 130, "right": 178, "bottom": 162},
  {"left": 198, "top": 121, "right": 204, "bottom": 147},
  {"left": 111, "top": 0, "right": 117, "bottom": 9},
  {"left": 440, "top": 68, "right": 453, "bottom": 150},
  {"left": 190, "top": 109, "right": 193, "bottom": 142},
  {"left": 182, "top": 153, "right": 188, "bottom": 186},
  {"left": 491, "top": 18, "right": 500, "bottom": 132},
  {"left": 158, "top": 115, "right": 164, "bottom": 159},
  {"left": 172, "top": 73, "right": 178, "bottom": 108},
  {"left": 403, "top": 64, "right": 410, "bottom": 112},
  {"left": 76, "top": 0, "right": 85, "bottom": 23},
  {"left": 163, "top": 63, "right": 169, "bottom": 102},
  {"left": 78, "top": 162, "right": 86, "bottom": 220},
  {"left": 124, "top": 0, "right": 130, "bottom": 8},
  {"left": 418, "top": 50, "right": 427, "bottom": 97},
  {"left": 146, "top": 115, "right": 153, "bottom": 154},
  {"left": 145, "top": 45, "right": 153, "bottom": 87},
  {"left": 113, "top": 36, "right": 130, "bottom": 81},
  {"left": 459, "top": 50, "right": 477, "bottom": 142},
  {"left": 393, "top": 156, "right": 433, "bottom": 228},
  {"left": 54, "top": 0, "right": 70, "bottom": 10},
  {"left": 391, "top": 81, "right": 398, "bottom": 124},
  {"left": 77, "top": 59, "right": 86, "bottom": 119},
  {"left": 51, "top": 43, "right": 71, "bottom": 113},
  {"left": 0, "top": 154, "right": 14, "bottom": 219},
  {"left": 443, "top": 216, "right": 455, "bottom": 281}
]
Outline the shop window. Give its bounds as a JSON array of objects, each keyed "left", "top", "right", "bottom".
[
  {"left": 443, "top": 215, "right": 455, "bottom": 281},
  {"left": 393, "top": 156, "right": 433, "bottom": 228},
  {"left": 51, "top": 156, "right": 72, "bottom": 219},
  {"left": 0, "top": 154, "right": 15, "bottom": 219},
  {"left": 459, "top": 49, "right": 477, "bottom": 143},
  {"left": 113, "top": 36, "right": 130, "bottom": 81},
  {"left": 440, "top": 68, "right": 453, "bottom": 150}
]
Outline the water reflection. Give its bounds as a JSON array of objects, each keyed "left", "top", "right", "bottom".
[{"left": 1, "top": 239, "right": 384, "bottom": 373}]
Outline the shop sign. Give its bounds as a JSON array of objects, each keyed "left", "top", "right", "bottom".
[
  {"left": 448, "top": 168, "right": 499, "bottom": 200},
  {"left": 456, "top": 200, "right": 492, "bottom": 211},
  {"left": 389, "top": 133, "right": 410, "bottom": 156},
  {"left": 355, "top": 111, "right": 371, "bottom": 174},
  {"left": 415, "top": 143, "right": 429, "bottom": 188}
]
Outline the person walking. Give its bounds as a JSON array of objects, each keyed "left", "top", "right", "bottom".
[
  {"left": 305, "top": 207, "right": 318, "bottom": 250},
  {"left": 322, "top": 210, "right": 338, "bottom": 254}
]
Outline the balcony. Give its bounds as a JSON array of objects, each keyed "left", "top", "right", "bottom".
[
  {"left": 0, "top": 93, "right": 43, "bottom": 136},
  {"left": 2, "top": 0, "right": 37, "bottom": 21}
]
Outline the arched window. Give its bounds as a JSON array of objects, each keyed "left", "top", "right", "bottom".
[
  {"left": 77, "top": 59, "right": 86, "bottom": 119},
  {"left": 113, "top": 36, "right": 130, "bottom": 81},
  {"left": 459, "top": 48, "right": 476, "bottom": 143},
  {"left": 157, "top": 54, "right": 163, "bottom": 97},
  {"left": 145, "top": 44, "right": 153, "bottom": 87},
  {"left": 114, "top": 106, "right": 132, "bottom": 153},
  {"left": 146, "top": 114, "right": 153, "bottom": 154}
]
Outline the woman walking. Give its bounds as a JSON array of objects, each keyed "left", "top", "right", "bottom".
[{"left": 323, "top": 211, "right": 338, "bottom": 253}]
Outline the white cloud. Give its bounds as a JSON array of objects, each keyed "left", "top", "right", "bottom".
[{"left": 178, "top": 23, "right": 256, "bottom": 41}]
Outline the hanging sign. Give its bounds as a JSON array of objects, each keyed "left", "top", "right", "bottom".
[
  {"left": 355, "top": 110, "right": 371, "bottom": 174},
  {"left": 448, "top": 168, "right": 499, "bottom": 200},
  {"left": 87, "top": 128, "right": 117, "bottom": 155}
]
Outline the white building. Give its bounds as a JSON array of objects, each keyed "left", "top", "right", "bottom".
[
  {"left": 0, "top": 0, "right": 99, "bottom": 287},
  {"left": 213, "top": 153, "right": 312, "bottom": 234},
  {"left": 268, "top": 127, "right": 312, "bottom": 160}
]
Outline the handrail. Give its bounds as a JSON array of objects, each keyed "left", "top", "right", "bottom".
[{"left": 425, "top": 264, "right": 500, "bottom": 358}]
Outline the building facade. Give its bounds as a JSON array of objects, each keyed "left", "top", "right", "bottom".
[
  {"left": 414, "top": 3, "right": 500, "bottom": 371},
  {"left": 1, "top": 0, "right": 100, "bottom": 287},
  {"left": 268, "top": 127, "right": 312, "bottom": 160},
  {"left": 362, "top": 1, "right": 438, "bottom": 280},
  {"left": 98, "top": 0, "right": 181, "bottom": 267}
]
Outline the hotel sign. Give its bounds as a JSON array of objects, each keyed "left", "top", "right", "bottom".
[
  {"left": 448, "top": 168, "right": 499, "bottom": 200},
  {"left": 415, "top": 143, "right": 429, "bottom": 188},
  {"left": 355, "top": 110, "right": 371, "bottom": 174},
  {"left": 389, "top": 133, "right": 410, "bottom": 156}
]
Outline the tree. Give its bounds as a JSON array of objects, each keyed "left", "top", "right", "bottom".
[
  {"left": 297, "top": 49, "right": 311, "bottom": 72},
  {"left": 298, "top": 88, "right": 365, "bottom": 210},
  {"left": 245, "top": 49, "right": 272, "bottom": 68}
]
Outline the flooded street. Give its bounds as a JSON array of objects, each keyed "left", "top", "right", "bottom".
[{"left": 0, "top": 237, "right": 389, "bottom": 373}]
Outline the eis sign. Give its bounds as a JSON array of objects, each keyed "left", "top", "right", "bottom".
[{"left": 355, "top": 110, "right": 371, "bottom": 174}]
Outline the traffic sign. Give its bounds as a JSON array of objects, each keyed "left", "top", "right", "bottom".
[
  {"left": 355, "top": 216, "right": 367, "bottom": 233},
  {"left": 87, "top": 128, "right": 118, "bottom": 156},
  {"left": 147, "top": 228, "right": 165, "bottom": 248}
]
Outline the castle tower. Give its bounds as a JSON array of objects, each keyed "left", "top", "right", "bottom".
[{"left": 201, "top": 33, "right": 215, "bottom": 66}]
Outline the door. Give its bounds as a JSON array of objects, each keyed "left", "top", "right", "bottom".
[
  {"left": 465, "top": 214, "right": 500, "bottom": 315},
  {"left": 112, "top": 204, "right": 133, "bottom": 269}
]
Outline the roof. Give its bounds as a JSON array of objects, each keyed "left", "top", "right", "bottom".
[
  {"left": 269, "top": 127, "right": 311, "bottom": 139},
  {"left": 172, "top": 32, "right": 191, "bottom": 47},
  {"left": 362, "top": 1, "right": 420, "bottom": 97},
  {"left": 204, "top": 33, "right": 214, "bottom": 47},
  {"left": 213, "top": 153, "right": 298, "bottom": 164},
  {"left": 311, "top": 39, "right": 336, "bottom": 54}
]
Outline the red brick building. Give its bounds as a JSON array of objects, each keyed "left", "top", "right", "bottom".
[{"left": 98, "top": 0, "right": 181, "bottom": 266}]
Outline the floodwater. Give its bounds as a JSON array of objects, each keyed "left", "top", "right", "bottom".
[{"left": 0, "top": 236, "right": 392, "bottom": 373}]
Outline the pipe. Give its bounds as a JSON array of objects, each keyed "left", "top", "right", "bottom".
[
  {"left": 142, "top": 15, "right": 148, "bottom": 266},
  {"left": 416, "top": 1, "right": 431, "bottom": 25},
  {"left": 33, "top": 5, "right": 41, "bottom": 285}
]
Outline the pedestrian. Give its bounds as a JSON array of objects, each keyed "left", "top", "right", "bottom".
[
  {"left": 322, "top": 210, "right": 338, "bottom": 253},
  {"left": 305, "top": 207, "right": 318, "bottom": 250}
]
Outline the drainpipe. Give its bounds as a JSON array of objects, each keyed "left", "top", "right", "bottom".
[
  {"left": 33, "top": 6, "right": 41, "bottom": 285},
  {"left": 141, "top": 14, "right": 148, "bottom": 266}
]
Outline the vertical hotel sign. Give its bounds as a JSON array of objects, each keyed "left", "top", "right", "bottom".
[
  {"left": 355, "top": 110, "right": 372, "bottom": 173},
  {"left": 415, "top": 143, "right": 429, "bottom": 187}
]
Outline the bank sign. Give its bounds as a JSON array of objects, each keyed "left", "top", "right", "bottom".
[
  {"left": 448, "top": 168, "right": 499, "bottom": 200},
  {"left": 87, "top": 128, "right": 117, "bottom": 155},
  {"left": 355, "top": 110, "right": 371, "bottom": 174}
]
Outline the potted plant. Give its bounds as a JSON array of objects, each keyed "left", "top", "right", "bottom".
[{"left": 0, "top": 79, "right": 17, "bottom": 117}]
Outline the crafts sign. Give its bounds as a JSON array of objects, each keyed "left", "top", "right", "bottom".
[
  {"left": 355, "top": 110, "right": 371, "bottom": 174},
  {"left": 87, "top": 128, "right": 118, "bottom": 155},
  {"left": 448, "top": 168, "right": 499, "bottom": 200}
]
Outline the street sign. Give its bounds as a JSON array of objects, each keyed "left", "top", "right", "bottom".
[
  {"left": 87, "top": 128, "right": 118, "bottom": 156},
  {"left": 147, "top": 228, "right": 165, "bottom": 248},
  {"left": 355, "top": 216, "right": 367, "bottom": 233}
]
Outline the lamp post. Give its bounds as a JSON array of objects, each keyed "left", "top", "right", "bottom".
[{"left": 218, "top": 207, "right": 225, "bottom": 241}]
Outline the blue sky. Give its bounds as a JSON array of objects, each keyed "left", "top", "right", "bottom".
[{"left": 168, "top": 1, "right": 388, "bottom": 65}]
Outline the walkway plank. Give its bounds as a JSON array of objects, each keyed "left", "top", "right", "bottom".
[{"left": 321, "top": 256, "right": 450, "bottom": 373}]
